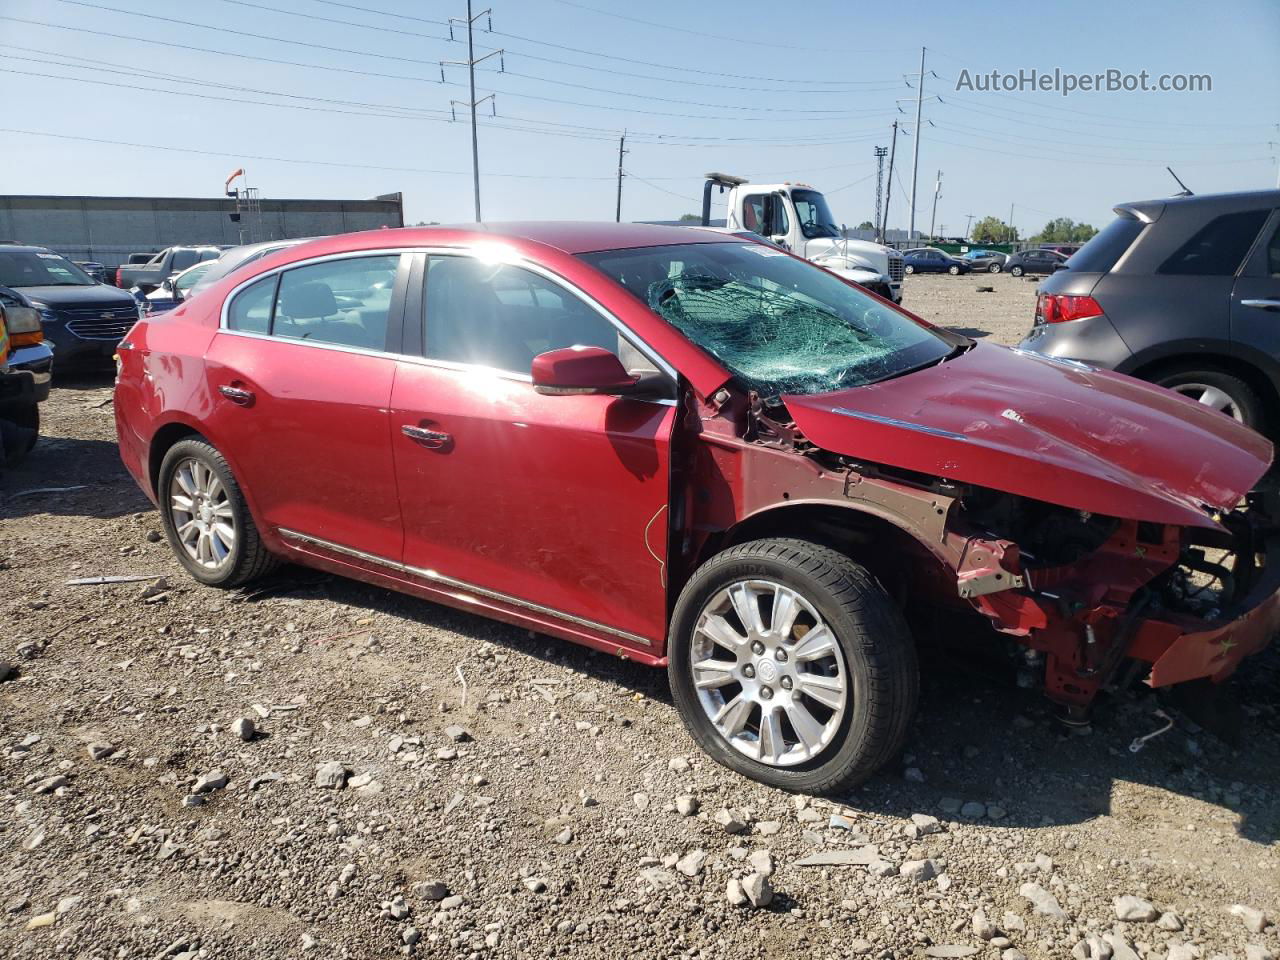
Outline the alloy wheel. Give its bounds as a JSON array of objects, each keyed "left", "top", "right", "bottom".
[
  {"left": 168, "top": 457, "right": 237, "bottom": 569},
  {"left": 689, "top": 579, "right": 848, "bottom": 767},
  {"left": 1170, "top": 382, "right": 1245, "bottom": 422}
]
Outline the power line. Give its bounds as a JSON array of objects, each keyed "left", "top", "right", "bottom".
[{"left": 443, "top": 1, "right": 500, "bottom": 221}]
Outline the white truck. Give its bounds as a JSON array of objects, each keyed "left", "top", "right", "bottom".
[{"left": 699, "top": 173, "right": 904, "bottom": 303}]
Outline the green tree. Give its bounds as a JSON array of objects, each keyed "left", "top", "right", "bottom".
[
  {"left": 855, "top": 220, "right": 875, "bottom": 231},
  {"left": 678, "top": 213, "right": 702, "bottom": 222},
  {"left": 1032, "top": 218, "right": 1099, "bottom": 243},
  {"left": 972, "top": 215, "right": 1017, "bottom": 243}
]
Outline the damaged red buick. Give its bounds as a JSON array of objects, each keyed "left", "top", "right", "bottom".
[{"left": 114, "top": 223, "right": 1280, "bottom": 793}]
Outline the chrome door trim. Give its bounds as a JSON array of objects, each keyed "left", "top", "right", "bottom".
[{"left": 277, "top": 527, "right": 653, "bottom": 647}]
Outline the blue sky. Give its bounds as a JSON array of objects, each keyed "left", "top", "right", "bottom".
[{"left": 1, "top": 0, "right": 1277, "bottom": 236}]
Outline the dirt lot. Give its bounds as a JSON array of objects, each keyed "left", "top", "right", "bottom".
[{"left": 2, "top": 274, "right": 1277, "bottom": 960}]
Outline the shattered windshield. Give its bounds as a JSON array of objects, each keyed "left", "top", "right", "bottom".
[{"left": 579, "top": 242, "right": 955, "bottom": 397}]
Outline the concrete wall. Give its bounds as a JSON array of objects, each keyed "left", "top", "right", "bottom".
[{"left": 0, "top": 193, "right": 404, "bottom": 267}]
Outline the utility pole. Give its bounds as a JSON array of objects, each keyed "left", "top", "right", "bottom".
[
  {"left": 964, "top": 213, "right": 975, "bottom": 240},
  {"left": 929, "top": 169, "right": 942, "bottom": 240},
  {"left": 615, "top": 130, "right": 628, "bottom": 223},
  {"left": 881, "top": 121, "right": 898, "bottom": 244},
  {"left": 873, "top": 145, "right": 888, "bottom": 241},
  {"left": 1008, "top": 202, "right": 1015, "bottom": 244},
  {"left": 908, "top": 46, "right": 926, "bottom": 242},
  {"left": 442, "top": 2, "right": 503, "bottom": 222}
]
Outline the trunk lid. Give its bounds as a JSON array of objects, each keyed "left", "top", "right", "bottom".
[{"left": 784, "top": 343, "right": 1271, "bottom": 529}]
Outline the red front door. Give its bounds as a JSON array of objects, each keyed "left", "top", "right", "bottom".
[{"left": 387, "top": 253, "right": 675, "bottom": 649}]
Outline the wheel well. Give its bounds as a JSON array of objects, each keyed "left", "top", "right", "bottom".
[
  {"left": 1130, "top": 353, "right": 1278, "bottom": 432},
  {"left": 148, "top": 423, "right": 202, "bottom": 495},
  {"left": 687, "top": 503, "right": 948, "bottom": 611}
]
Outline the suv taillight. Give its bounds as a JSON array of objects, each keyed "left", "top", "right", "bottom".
[{"left": 1037, "top": 293, "right": 1103, "bottom": 324}]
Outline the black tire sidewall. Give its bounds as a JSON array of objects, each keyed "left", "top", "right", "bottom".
[
  {"left": 668, "top": 543, "right": 911, "bottom": 793},
  {"left": 158, "top": 439, "right": 252, "bottom": 586}
]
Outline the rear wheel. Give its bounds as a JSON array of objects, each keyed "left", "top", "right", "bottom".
[
  {"left": 158, "top": 438, "right": 280, "bottom": 587},
  {"left": 1155, "top": 366, "right": 1264, "bottom": 430},
  {"left": 948, "top": 264, "right": 960, "bottom": 275},
  {"left": 988, "top": 262, "right": 1002, "bottom": 273},
  {"left": 667, "top": 538, "right": 918, "bottom": 794}
]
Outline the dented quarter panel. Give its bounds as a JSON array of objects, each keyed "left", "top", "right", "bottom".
[{"left": 784, "top": 343, "right": 1272, "bottom": 529}]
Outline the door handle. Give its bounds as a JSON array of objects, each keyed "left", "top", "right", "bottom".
[
  {"left": 401, "top": 424, "right": 451, "bottom": 448},
  {"left": 1241, "top": 299, "right": 1280, "bottom": 312},
  {"left": 218, "top": 384, "right": 254, "bottom": 406}
]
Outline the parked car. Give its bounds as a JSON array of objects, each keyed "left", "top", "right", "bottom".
[
  {"left": 902, "top": 248, "right": 970, "bottom": 275},
  {"left": 0, "top": 245, "right": 142, "bottom": 365},
  {"left": 116, "top": 246, "right": 221, "bottom": 291},
  {"left": 1020, "top": 188, "right": 1280, "bottom": 431},
  {"left": 185, "top": 238, "right": 310, "bottom": 299},
  {"left": 141, "top": 260, "right": 221, "bottom": 314},
  {"left": 0, "top": 287, "right": 53, "bottom": 465},
  {"left": 74, "top": 261, "right": 109, "bottom": 283},
  {"left": 1039, "top": 243, "right": 1083, "bottom": 258},
  {"left": 961, "top": 249, "right": 1007, "bottom": 273},
  {"left": 114, "top": 223, "right": 1279, "bottom": 793},
  {"left": 1005, "top": 248, "right": 1068, "bottom": 277}
]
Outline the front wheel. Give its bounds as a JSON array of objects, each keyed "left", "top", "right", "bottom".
[
  {"left": 1010, "top": 265, "right": 1024, "bottom": 277},
  {"left": 158, "top": 438, "right": 280, "bottom": 587},
  {"left": 903, "top": 264, "right": 915, "bottom": 275},
  {"left": 667, "top": 539, "right": 918, "bottom": 794},
  {"left": 988, "top": 262, "right": 1002, "bottom": 273},
  {"left": 948, "top": 264, "right": 960, "bottom": 275}
]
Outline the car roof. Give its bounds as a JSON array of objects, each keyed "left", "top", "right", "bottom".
[
  {"left": 467, "top": 221, "right": 742, "bottom": 254},
  {"left": 1117, "top": 188, "right": 1280, "bottom": 223},
  {"left": 0, "top": 244, "right": 55, "bottom": 254}
]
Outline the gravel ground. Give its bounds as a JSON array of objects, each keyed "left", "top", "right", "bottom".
[{"left": 2, "top": 277, "right": 1278, "bottom": 960}]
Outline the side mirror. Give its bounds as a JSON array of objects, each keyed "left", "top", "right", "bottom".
[
  {"left": 531, "top": 346, "right": 638, "bottom": 397},
  {"left": 161, "top": 277, "right": 174, "bottom": 292}
]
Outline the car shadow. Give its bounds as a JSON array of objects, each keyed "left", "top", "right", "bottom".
[
  {"left": 1, "top": 435, "right": 147, "bottom": 520},
  {"left": 252, "top": 568, "right": 1279, "bottom": 846}
]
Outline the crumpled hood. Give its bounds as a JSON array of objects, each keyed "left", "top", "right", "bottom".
[{"left": 784, "top": 343, "right": 1272, "bottom": 529}]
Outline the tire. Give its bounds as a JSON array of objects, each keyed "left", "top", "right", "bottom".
[
  {"left": 903, "top": 264, "right": 915, "bottom": 275},
  {"left": 667, "top": 538, "right": 918, "bottom": 794},
  {"left": 988, "top": 262, "right": 1002, "bottom": 273},
  {"left": 1154, "top": 366, "right": 1264, "bottom": 431},
  {"left": 1, "top": 405, "right": 39, "bottom": 466},
  {"left": 1010, "top": 265, "right": 1024, "bottom": 277},
  {"left": 948, "top": 264, "right": 960, "bottom": 275},
  {"left": 158, "top": 437, "right": 280, "bottom": 587}
]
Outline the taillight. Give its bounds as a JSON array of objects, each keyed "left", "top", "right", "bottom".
[{"left": 1036, "top": 293, "right": 1103, "bottom": 324}]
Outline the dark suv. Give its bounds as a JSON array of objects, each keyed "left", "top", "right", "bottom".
[
  {"left": 0, "top": 245, "right": 142, "bottom": 366},
  {"left": 1020, "top": 189, "right": 1280, "bottom": 431}
]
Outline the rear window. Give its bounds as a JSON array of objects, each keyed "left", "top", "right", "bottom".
[
  {"left": 1065, "top": 215, "right": 1145, "bottom": 273},
  {"left": 1158, "top": 209, "right": 1269, "bottom": 276}
]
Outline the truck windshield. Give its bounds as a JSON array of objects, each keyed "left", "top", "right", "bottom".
[
  {"left": 791, "top": 189, "right": 841, "bottom": 239},
  {"left": 579, "top": 242, "right": 955, "bottom": 398},
  {"left": 0, "top": 251, "right": 95, "bottom": 287}
]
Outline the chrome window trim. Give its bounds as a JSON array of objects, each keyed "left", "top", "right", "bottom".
[
  {"left": 216, "top": 244, "right": 679, "bottom": 389},
  {"left": 277, "top": 527, "right": 652, "bottom": 647}
]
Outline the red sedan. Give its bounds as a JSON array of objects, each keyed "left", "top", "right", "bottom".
[{"left": 114, "top": 223, "right": 1279, "bottom": 793}]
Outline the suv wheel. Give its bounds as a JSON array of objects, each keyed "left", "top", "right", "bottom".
[
  {"left": 668, "top": 539, "right": 918, "bottom": 794},
  {"left": 1156, "top": 367, "right": 1264, "bottom": 430},
  {"left": 158, "top": 438, "right": 280, "bottom": 587}
]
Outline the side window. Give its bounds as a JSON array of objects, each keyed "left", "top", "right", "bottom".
[
  {"left": 200, "top": 249, "right": 220, "bottom": 262},
  {"left": 1265, "top": 217, "right": 1280, "bottom": 278},
  {"left": 424, "top": 257, "right": 652, "bottom": 377},
  {"left": 171, "top": 250, "right": 198, "bottom": 272},
  {"left": 772, "top": 197, "right": 790, "bottom": 238},
  {"left": 273, "top": 254, "right": 400, "bottom": 350},
  {"left": 1158, "top": 210, "right": 1269, "bottom": 276},
  {"left": 226, "top": 275, "right": 277, "bottom": 334},
  {"left": 742, "top": 196, "right": 766, "bottom": 235}
]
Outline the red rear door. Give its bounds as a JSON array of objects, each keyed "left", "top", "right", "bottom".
[
  {"left": 388, "top": 253, "right": 675, "bottom": 649},
  {"left": 202, "top": 252, "right": 410, "bottom": 558}
]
